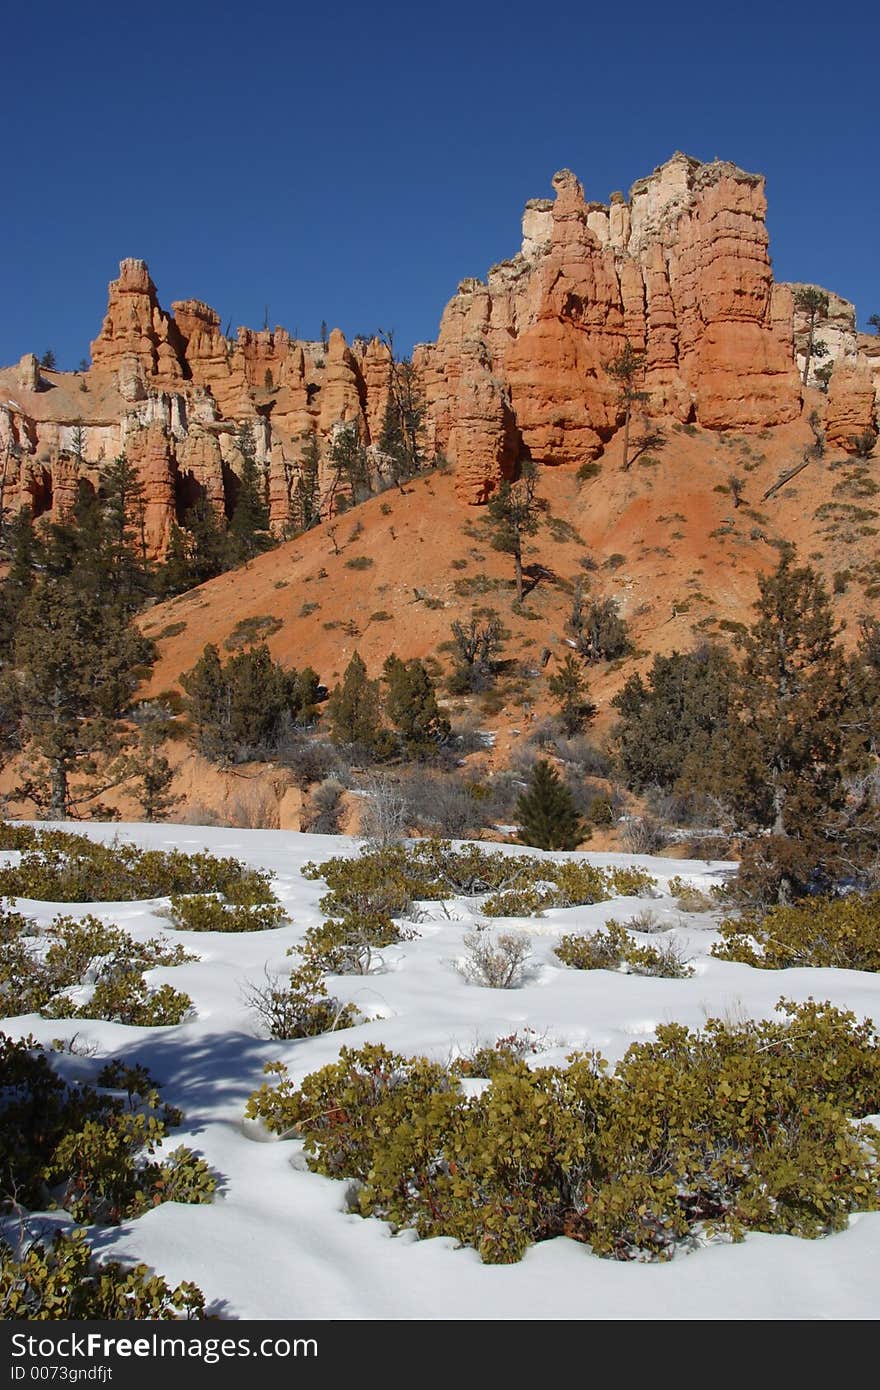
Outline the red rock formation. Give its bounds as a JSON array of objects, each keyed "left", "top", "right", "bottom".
[
  {"left": 90, "top": 259, "right": 186, "bottom": 385},
  {"left": 825, "top": 360, "right": 878, "bottom": 451},
  {"left": 5, "top": 153, "right": 877, "bottom": 541},
  {"left": 422, "top": 154, "right": 804, "bottom": 498},
  {"left": 124, "top": 420, "right": 177, "bottom": 552},
  {"left": 176, "top": 426, "right": 226, "bottom": 519}
]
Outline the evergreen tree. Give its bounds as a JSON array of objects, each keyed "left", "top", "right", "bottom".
[
  {"left": 98, "top": 455, "right": 152, "bottom": 610},
  {"left": 736, "top": 553, "right": 849, "bottom": 840},
  {"left": 379, "top": 354, "right": 426, "bottom": 487},
  {"left": 325, "top": 652, "right": 387, "bottom": 755},
  {"left": 612, "top": 645, "right": 740, "bottom": 793},
  {"left": 125, "top": 711, "right": 182, "bottom": 821},
  {"left": 69, "top": 422, "right": 87, "bottom": 464},
  {"left": 13, "top": 575, "right": 154, "bottom": 818},
  {"left": 290, "top": 432, "right": 321, "bottom": 533},
  {"left": 568, "top": 580, "right": 630, "bottom": 663},
  {"left": 515, "top": 760, "right": 584, "bottom": 851},
  {"left": 0, "top": 508, "right": 36, "bottom": 752},
  {"left": 187, "top": 499, "right": 235, "bottom": 584},
  {"left": 0, "top": 508, "right": 37, "bottom": 662},
  {"left": 229, "top": 425, "right": 273, "bottom": 564},
  {"left": 548, "top": 653, "right": 593, "bottom": 735},
  {"left": 382, "top": 654, "right": 450, "bottom": 758},
  {"left": 378, "top": 392, "right": 406, "bottom": 484},
  {"left": 156, "top": 522, "right": 195, "bottom": 599},
  {"left": 157, "top": 496, "right": 236, "bottom": 598},
  {"left": 328, "top": 423, "right": 370, "bottom": 509},
  {"left": 605, "top": 341, "right": 647, "bottom": 470},
  {"left": 179, "top": 644, "right": 227, "bottom": 760},
  {"left": 794, "top": 286, "right": 830, "bottom": 385},
  {"left": 848, "top": 617, "right": 880, "bottom": 760},
  {"left": 181, "top": 643, "right": 317, "bottom": 765},
  {"left": 486, "top": 462, "right": 542, "bottom": 603}
]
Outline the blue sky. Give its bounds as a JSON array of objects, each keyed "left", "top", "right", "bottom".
[{"left": 3, "top": 0, "right": 877, "bottom": 368}]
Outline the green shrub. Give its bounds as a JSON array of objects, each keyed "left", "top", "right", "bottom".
[
  {"left": 297, "top": 912, "right": 413, "bottom": 975},
  {"left": 712, "top": 892, "right": 880, "bottom": 970},
  {"left": 555, "top": 921, "right": 632, "bottom": 970},
  {"left": 0, "top": 1228, "right": 206, "bottom": 1320},
  {"left": 0, "top": 910, "right": 196, "bottom": 1022},
  {"left": 345, "top": 555, "right": 374, "bottom": 570},
  {"left": 452, "top": 1029, "right": 545, "bottom": 1077},
  {"left": 303, "top": 841, "right": 656, "bottom": 923},
  {"left": 51, "top": 975, "right": 194, "bottom": 1027},
  {"left": 482, "top": 862, "right": 655, "bottom": 917},
  {"left": 0, "top": 822, "right": 40, "bottom": 850},
  {"left": 0, "top": 1034, "right": 215, "bottom": 1225},
  {"left": 577, "top": 461, "right": 602, "bottom": 483},
  {"left": 555, "top": 921, "right": 693, "bottom": 977},
  {"left": 243, "top": 962, "right": 360, "bottom": 1039},
  {"left": 667, "top": 876, "right": 718, "bottom": 913},
  {"left": 165, "top": 894, "right": 288, "bottom": 932},
  {"left": 246, "top": 1000, "right": 880, "bottom": 1263},
  {"left": 223, "top": 614, "right": 283, "bottom": 651},
  {"left": 0, "top": 827, "right": 277, "bottom": 903}
]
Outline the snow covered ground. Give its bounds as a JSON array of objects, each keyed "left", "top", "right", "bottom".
[{"left": 4, "top": 821, "right": 880, "bottom": 1321}]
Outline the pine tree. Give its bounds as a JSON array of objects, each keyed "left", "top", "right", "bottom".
[
  {"left": 382, "top": 654, "right": 450, "bottom": 758},
  {"left": 156, "top": 522, "right": 196, "bottom": 599},
  {"left": 185, "top": 499, "right": 235, "bottom": 585},
  {"left": 98, "top": 455, "right": 152, "bottom": 610},
  {"left": 605, "top": 341, "right": 647, "bottom": 470},
  {"left": 13, "top": 576, "right": 154, "bottom": 818},
  {"left": 515, "top": 760, "right": 584, "bottom": 851},
  {"left": 548, "top": 653, "right": 593, "bottom": 735},
  {"left": 794, "top": 286, "right": 830, "bottom": 385},
  {"left": 738, "top": 553, "right": 849, "bottom": 840},
  {"left": 325, "top": 652, "right": 387, "bottom": 755},
  {"left": 486, "top": 462, "right": 542, "bottom": 603},
  {"left": 229, "top": 426, "right": 273, "bottom": 564},
  {"left": 180, "top": 643, "right": 317, "bottom": 765},
  {"left": 378, "top": 392, "right": 406, "bottom": 485},
  {"left": 378, "top": 335, "right": 426, "bottom": 487},
  {"left": 612, "top": 644, "right": 739, "bottom": 793},
  {"left": 125, "top": 712, "right": 181, "bottom": 821},
  {"left": 328, "top": 423, "right": 370, "bottom": 509},
  {"left": 290, "top": 432, "right": 321, "bottom": 533},
  {"left": 0, "top": 508, "right": 37, "bottom": 662},
  {"left": 179, "top": 645, "right": 227, "bottom": 761}
]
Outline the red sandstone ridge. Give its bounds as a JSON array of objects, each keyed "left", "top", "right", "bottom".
[
  {"left": 419, "top": 155, "right": 814, "bottom": 501},
  {"left": 1, "top": 153, "right": 877, "bottom": 542}
]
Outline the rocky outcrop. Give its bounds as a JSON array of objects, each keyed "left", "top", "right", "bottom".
[
  {"left": 90, "top": 258, "right": 186, "bottom": 385},
  {"left": 825, "top": 359, "right": 878, "bottom": 451},
  {"left": 3, "top": 153, "right": 877, "bottom": 541},
  {"left": 124, "top": 419, "right": 177, "bottom": 552},
  {"left": 423, "top": 154, "right": 805, "bottom": 498}
]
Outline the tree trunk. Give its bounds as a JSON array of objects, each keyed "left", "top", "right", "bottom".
[
  {"left": 514, "top": 547, "right": 523, "bottom": 604},
  {"left": 802, "top": 315, "right": 814, "bottom": 386},
  {"left": 49, "top": 759, "right": 68, "bottom": 821},
  {"left": 621, "top": 401, "right": 632, "bottom": 471}
]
